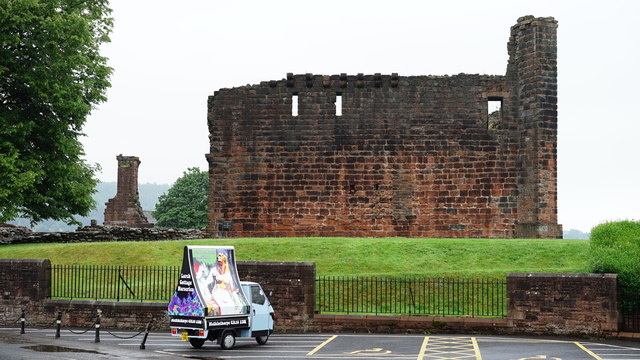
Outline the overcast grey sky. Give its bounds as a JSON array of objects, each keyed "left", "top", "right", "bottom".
[{"left": 82, "top": 0, "right": 639, "bottom": 233}]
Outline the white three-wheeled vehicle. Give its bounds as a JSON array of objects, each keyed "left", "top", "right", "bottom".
[{"left": 168, "top": 246, "right": 275, "bottom": 349}]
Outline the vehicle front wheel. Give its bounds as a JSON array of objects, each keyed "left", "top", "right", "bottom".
[
  {"left": 220, "top": 331, "right": 236, "bottom": 350},
  {"left": 189, "top": 338, "right": 205, "bottom": 348},
  {"left": 256, "top": 335, "right": 269, "bottom": 345}
]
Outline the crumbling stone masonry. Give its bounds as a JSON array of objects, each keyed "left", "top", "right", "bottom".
[
  {"left": 206, "top": 16, "right": 562, "bottom": 238},
  {"left": 103, "top": 155, "right": 151, "bottom": 227}
]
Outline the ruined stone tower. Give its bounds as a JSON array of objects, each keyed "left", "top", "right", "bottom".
[
  {"left": 205, "top": 16, "right": 562, "bottom": 239},
  {"left": 103, "top": 155, "right": 151, "bottom": 227},
  {"left": 507, "top": 16, "right": 561, "bottom": 238}
]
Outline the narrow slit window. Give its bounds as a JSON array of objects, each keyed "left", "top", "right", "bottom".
[
  {"left": 488, "top": 98, "right": 502, "bottom": 130},
  {"left": 292, "top": 95, "right": 298, "bottom": 117},
  {"left": 335, "top": 94, "right": 342, "bottom": 116}
]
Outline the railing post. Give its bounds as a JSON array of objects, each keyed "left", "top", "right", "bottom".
[
  {"left": 20, "top": 309, "right": 26, "bottom": 334},
  {"left": 94, "top": 311, "right": 101, "bottom": 343},
  {"left": 117, "top": 268, "right": 121, "bottom": 301},
  {"left": 55, "top": 311, "right": 62, "bottom": 338}
]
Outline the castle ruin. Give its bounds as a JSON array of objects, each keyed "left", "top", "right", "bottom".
[
  {"left": 205, "top": 16, "right": 562, "bottom": 238},
  {"left": 103, "top": 155, "right": 151, "bottom": 227}
]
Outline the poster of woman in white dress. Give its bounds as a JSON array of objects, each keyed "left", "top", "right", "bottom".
[{"left": 191, "top": 247, "right": 249, "bottom": 316}]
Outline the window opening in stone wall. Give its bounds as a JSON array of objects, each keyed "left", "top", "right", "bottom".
[
  {"left": 335, "top": 94, "right": 342, "bottom": 116},
  {"left": 488, "top": 98, "right": 502, "bottom": 130},
  {"left": 292, "top": 94, "right": 299, "bottom": 117}
]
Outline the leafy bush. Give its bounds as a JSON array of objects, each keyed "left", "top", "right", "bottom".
[{"left": 590, "top": 220, "right": 640, "bottom": 313}]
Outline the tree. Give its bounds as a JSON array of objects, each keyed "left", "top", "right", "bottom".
[
  {"left": 153, "top": 168, "right": 208, "bottom": 229},
  {"left": 0, "top": 0, "right": 113, "bottom": 224}
]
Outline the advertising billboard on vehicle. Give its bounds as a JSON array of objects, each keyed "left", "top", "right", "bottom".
[{"left": 168, "top": 246, "right": 249, "bottom": 318}]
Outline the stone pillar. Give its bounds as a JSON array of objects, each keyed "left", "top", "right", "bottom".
[
  {"left": 103, "top": 155, "right": 151, "bottom": 227},
  {"left": 507, "top": 16, "right": 562, "bottom": 238},
  {"left": 507, "top": 273, "right": 619, "bottom": 335},
  {"left": 0, "top": 259, "right": 51, "bottom": 326},
  {"left": 237, "top": 261, "right": 316, "bottom": 331},
  {"left": 0, "top": 259, "right": 51, "bottom": 301}
]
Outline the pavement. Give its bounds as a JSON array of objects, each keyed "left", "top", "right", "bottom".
[{"left": 0, "top": 326, "right": 639, "bottom": 360}]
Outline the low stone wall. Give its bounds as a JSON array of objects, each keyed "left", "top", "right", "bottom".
[
  {"left": 507, "top": 273, "right": 619, "bottom": 335},
  {"left": 0, "top": 225, "right": 204, "bottom": 245},
  {"left": 0, "top": 260, "right": 623, "bottom": 336}
]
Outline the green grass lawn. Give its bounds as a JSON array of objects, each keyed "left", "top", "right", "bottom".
[{"left": 0, "top": 237, "right": 590, "bottom": 278}]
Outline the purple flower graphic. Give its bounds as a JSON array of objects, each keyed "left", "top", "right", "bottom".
[{"left": 168, "top": 289, "right": 204, "bottom": 316}]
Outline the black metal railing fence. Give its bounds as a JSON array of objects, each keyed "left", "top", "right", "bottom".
[
  {"left": 50, "top": 264, "right": 179, "bottom": 302},
  {"left": 315, "top": 276, "right": 507, "bottom": 318},
  {"left": 51, "top": 265, "right": 506, "bottom": 318},
  {"left": 620, "top": 289, "right": 640, "bottom": 332}
]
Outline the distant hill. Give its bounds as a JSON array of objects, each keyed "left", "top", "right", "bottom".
[
  {"left": 563, "top": 228, "right": 590, "bottom": 240},
  {"left": 9, "top": 182, "right": 170, "bottom": 232}
]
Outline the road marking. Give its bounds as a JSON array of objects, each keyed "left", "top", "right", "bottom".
[
  {"left": 348, "top": 348, "right": 392, "bottom": 355},
  {"left": 471, "top": 338, "right": 482, "bottom": 360},
  {"left": 575, "top": 342, "right": 604, "bottom": 360},
  {"left": 417, "top": 337, "right": 481, "bottom": 360},
  {"left": 417, "top": 337, "right": 430, "bottom": 360},
  {"left": 307, "top": 335, "right": 338, "bottom": 356}
]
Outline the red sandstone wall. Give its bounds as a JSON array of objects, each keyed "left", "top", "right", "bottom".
[
  {"left": 207, "top": 75, "right": 518, "bottom": 238},
  {"left": 206, "top": 16, "right": 561, "bottom": 239},
  {"left": 507, "top": 273, "right": 619, "bottom": 335}
]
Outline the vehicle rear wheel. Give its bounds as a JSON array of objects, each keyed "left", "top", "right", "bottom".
[
  {"left": 220, "top": 331, "right": 236, "bottom": 350},
  {"left": 189, "top": 338, "right": 205, "bottom": 348},
  {"left": 256, "top": 335, "right": 269, "bottom": 345}
]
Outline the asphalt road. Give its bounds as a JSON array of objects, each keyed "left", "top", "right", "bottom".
[{"left": 1, "top": 327, "right": 639, "bottom": 360}]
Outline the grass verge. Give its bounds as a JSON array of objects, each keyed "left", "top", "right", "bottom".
[{"left": 0, "top": 237, "right": 590, "bottom": 278}]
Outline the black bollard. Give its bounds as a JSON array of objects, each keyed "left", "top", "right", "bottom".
[
  {"left": 55, "top": 311, "right": 61, "bottom": 339},
  {"left": 94, "top": 312, "right": 101, "bottom": 343},
  {"left": 20, "top": 310, "right": 25, "bottom": 334},
  {"left": 139, "top": 320, "right": 152, "bottom": 350}
]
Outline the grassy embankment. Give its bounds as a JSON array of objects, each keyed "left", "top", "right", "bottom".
[{"left": 0, "top": 237, "right": 590, "bottom": 278}]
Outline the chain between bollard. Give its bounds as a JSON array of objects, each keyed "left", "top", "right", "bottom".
[
  {"left": 15, "top": 310, "right": 58, "bottom": 334},
  {"left": 101, "top": 318, "right": 151, "bottom": 341},
  {"left": 105, "top": 327, "right": 145, "bottom": 339},
  {"left": 38, "top": 317, "right": 59, "bottom": 330},
  {"left": 65, "top": 323, "right": 96, "bottom": 335},
  {"left": 42, "top": 309, "right": 151, "bottom": 346},
  {"left": 62, "top": 310, "right": 98, "bottom": 335}
]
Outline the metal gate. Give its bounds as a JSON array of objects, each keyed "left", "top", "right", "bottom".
[
  {"left": 620, "top": 288, "right": 640, "bottom": 332},
  {"left": 622, "top": 304, "right": 640, "bottom": 332}
]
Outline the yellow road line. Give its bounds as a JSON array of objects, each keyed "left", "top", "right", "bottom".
[
  {"left": 307, "top": 335, "right": 338, "bottom": 356},
  {"left": 417, "top": 336, "right": 429, "bottom": 360},
  {"left": 471, "top": 337, "right": 483, "bottom": 360},
  {"left": 575, "top": 342, "right": 604, "bottom": 360}
]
